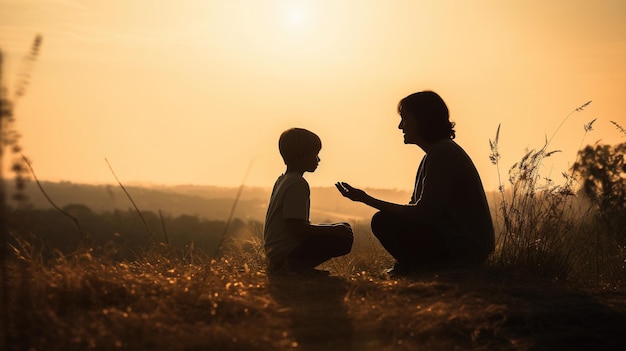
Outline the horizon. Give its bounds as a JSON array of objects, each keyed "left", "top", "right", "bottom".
[{"left": 8, "top": 177, "right": 417, "bottom": 193}]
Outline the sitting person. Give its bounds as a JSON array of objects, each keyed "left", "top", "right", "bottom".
[
  {"left": 264, "top": 128, "right": 354, "bottom": 277},
  {"left": 336, "top": 91, "right": 494, "bottom": 275}
]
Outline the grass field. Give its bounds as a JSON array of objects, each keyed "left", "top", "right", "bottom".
[{"left": 3, "top": 225, "right": 625, "bottom": 351}]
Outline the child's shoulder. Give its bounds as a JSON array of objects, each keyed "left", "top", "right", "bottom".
[{"left": 275, "top": 172, "right": 309, "bottom": 189}]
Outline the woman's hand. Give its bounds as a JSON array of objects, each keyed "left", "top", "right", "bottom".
[
  {"left": 337, "top": 182, "right": 405, "bottom": 215},
  {"left": 335, "top": 182, "right": 368, "bottom": 202}
]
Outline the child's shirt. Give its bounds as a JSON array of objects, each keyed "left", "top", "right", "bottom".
[{"left": 263, "top": 172, "right": 310, "bottom": 267}]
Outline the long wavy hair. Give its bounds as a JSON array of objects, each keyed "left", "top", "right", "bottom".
[{"left": 397, "top": 91, "right": 456, "bottom": 142}]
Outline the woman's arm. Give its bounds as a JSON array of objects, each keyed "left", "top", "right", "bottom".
[
  {"left": 336, "top": 144, "right": 457, "bottom": 220},
  {"left": 335, "top": 182, "right": 415, "bottom": 218}
]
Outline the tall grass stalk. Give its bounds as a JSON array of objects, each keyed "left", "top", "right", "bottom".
[
  {"left": 610, "top": 121, "right": 626, "bottom": 136},
  {"left": 531, "top": 100, "right": 591, "bottom": 185},
  {"left": 22, "top": 155, "right": 85, "bottom": 241},
  {"left": 105, "top": 158, "right": 156, "bottom": 243},
  {"left": 159, "top": 209, "right": 169, "bottom": 244},
  {"left": 488, "top": 102, "right": 596, "bottom": 280},
  {"left": 213, "top": 160, "right": 253, "bottom": 258}
]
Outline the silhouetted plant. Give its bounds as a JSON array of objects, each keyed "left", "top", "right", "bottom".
[
  {"left": 610, "top": 121, "right": 626, "bottom": 136},
  {"left": 488, "top": 101, "right": 596, "bottom": 279},
  {"left": 214, "top": 160, "right": 253, "bottom": 258},
  {"left": 1, "top": 35, "right": 42, "bottom": 205},
  {"left": 22, "top": 155, "right": 86, "bottom": 242},
  {"left": 1, "top": 34, "right": 42, "bottom": 349},
  {"left": 105, "top": 158, "right": 157, "bottom": 243}
]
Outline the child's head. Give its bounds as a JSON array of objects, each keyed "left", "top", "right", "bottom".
[{"left": 279, "top": 128, "right": 322, "bottom": 167}]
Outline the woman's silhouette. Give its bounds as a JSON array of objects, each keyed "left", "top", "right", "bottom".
[{"left": 336, "top": 90, "right": 494, "bottom": 276}]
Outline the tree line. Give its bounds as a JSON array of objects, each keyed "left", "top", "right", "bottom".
[{"left": 8, "top": 204, "right": 257, "bottom": 260}]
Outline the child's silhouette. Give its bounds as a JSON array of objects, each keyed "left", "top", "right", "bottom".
[
  {"left": 336, "top": 91, "right": 494, "bottom": 276},
  {"left": 264, "top": 128, "right": 353, "bottom": 277}
]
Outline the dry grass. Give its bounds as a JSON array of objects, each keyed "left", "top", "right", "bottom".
[
  {"left": 3, "top": 230, "right": 626, "bottom": 351},
  {"left": 487, "top": 102, "right": 626, "bottom": 285}
]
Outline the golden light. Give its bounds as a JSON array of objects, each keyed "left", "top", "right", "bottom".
[
  {"left": 280, "top": 0, "right": 314, "bottom": 32},
  {"left": 285, "top": 6, "right": 306, "bottom": 28}
]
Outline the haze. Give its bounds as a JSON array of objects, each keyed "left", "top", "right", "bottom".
[{"left": 1, "top": 0, "right": 625, "bottom": 193}]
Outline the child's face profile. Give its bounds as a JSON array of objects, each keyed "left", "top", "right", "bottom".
[{"left": 298, "top": 150, "right": 320, "bottom": 173}]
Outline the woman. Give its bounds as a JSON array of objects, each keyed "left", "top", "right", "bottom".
[{"left": 336, "top": 90, "right": 494, "bottom": 275}]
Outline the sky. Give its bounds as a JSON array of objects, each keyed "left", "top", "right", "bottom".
[{"left": 1, "top": 0, "right": 625, "bottom": 194}]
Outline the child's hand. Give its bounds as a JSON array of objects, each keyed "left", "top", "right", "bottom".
[{"left": 335, "top": 182, "right": 367, "bottom": 202}]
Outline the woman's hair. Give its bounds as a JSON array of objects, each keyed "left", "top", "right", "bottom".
[
  {"left": 397, "top": 91, "right": 456, "bottom": 141},
  {"left": 278, "top": 128, "right": 322, "bottom": 165}
]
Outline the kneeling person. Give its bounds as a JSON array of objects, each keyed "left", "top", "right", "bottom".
[{"left": 264, "top": 128, "right": 354, "bottom": 277}]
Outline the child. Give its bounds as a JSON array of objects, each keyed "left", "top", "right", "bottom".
[{"left": 264, "top": 128, "right": 353, "bottom": 277}]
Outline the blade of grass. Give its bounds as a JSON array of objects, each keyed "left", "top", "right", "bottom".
[
  {"left": 213, "top": 160, "right": 253, "bottom": 258},
  {"left": 159, "top": 209, "right": 169, "bottom": 244},
  {"left": 22, "top": 155, "right": 85, "bottom": 241},
  {"left": 105, "top": 158, "right": 156, "bottom": 243}
]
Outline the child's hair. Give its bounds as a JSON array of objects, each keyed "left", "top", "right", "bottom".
[{"left": 278, "top": 128, "right": 322, "bottom": 165}]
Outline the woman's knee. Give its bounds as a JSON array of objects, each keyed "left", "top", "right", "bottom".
[
  {"left": 370, "top": 211, "right": 384, "bottom": 232},
  {"left": 371, "top": 211, "right": 395, "bottom": 238}
]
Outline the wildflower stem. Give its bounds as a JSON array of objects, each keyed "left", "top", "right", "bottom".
[{"left": 532, "top": 101, "right": 592, "bottom": 185}]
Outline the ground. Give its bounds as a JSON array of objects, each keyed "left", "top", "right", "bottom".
[{"left": 5, "top": 253, "right": 625, "bottom": 351}]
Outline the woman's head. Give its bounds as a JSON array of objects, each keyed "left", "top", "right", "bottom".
[{"left": 397, "top": 91, "right": 456, "bottom": 143}]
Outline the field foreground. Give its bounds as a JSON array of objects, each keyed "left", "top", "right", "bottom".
[{"left": 4, "top": 248, "right": 626, "bottom": 351}]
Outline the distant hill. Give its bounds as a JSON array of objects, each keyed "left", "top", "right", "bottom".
[{"left": 8, "top": 180, "right": 413, "bottom": 223}]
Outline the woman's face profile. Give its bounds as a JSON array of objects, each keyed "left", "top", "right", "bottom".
[{"left": 398, "top": 112, "right": 420, "bottom": 145}]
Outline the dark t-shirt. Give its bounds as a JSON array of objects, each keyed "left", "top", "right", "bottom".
[
  {"left": 409, "top": 139, "right": 495, "bottom": 259},
  {"left": 263, "top": 173, "right": 310, "bottom": 266}
]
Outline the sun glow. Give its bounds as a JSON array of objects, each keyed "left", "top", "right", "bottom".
[
  {"left": 280, "top": 1, "right": 314, "bottom": 32},
  {"left": 285, "top": 7, "right": 306, "bottom": 28}
]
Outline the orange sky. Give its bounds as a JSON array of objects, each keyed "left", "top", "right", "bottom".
[{"left": 1, "top": 0, "right": 625, "bottom": 193}]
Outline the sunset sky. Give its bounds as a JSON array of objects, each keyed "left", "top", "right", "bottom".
[{"left": 1, "top": 0, "right": 625, "bottom": 194}]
